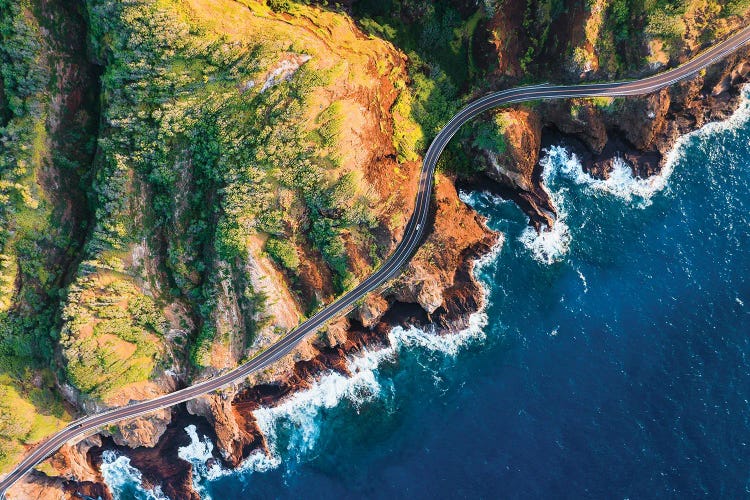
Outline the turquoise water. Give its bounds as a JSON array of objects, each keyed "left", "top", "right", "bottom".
[{"left": 104, "top": 90, "right": 750, "bottom": 499}]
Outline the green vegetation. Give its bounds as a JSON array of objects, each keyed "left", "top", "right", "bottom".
[
  {"left": 61, "top": 275, "right": 165, "bottom": 399},
  {"left": 315, "top": 102, "right": 344, "bottom": 150},
  {"left": 518, "top": 0, "right": 567, "bottom": 72},
  {"left": 0, "top": 0, "right": 745, "bottom": 476},
  {"left": 354, "top": 0, "right": 484, "bottom": 88},
  {"left": 0, "top": 375, "right": 69, "bottom": 470},
  {"left": 353, "top": 0, "right": 484, "bottom": 166},
  {"left": 0, "top": 0, "right": 51, "bottom": 314},
  {"left": 594, "top": 0, "right": 750, "bottom": 73},
  {"left": 74, "top": 0, "right": 397, "bottom": 372},
  {"left": 0, "top": 0, "right": 91, "bottom": 470},
  {"left": 725, "top": 0, "right": 750, "bottom": 15},
  {"left": 472, "top": 115, "right": 508, "bottom": 155},
  {"left": 266, "top": 237, "right": 301, "bottom": 271}
]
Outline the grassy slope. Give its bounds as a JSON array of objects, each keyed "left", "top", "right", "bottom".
[
  {"left": 0, "top": 0, "right": 90, "bottom": 472},
  {"left": 0, "top": 1, "right": 488, "bottom": 451},
  {"left": 63, "top": 0, "right": 429, "bottom": 383}
]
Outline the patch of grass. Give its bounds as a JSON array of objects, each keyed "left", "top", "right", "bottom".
[
  {"left": 265, "top": 237, "right": 301, "bottom": 271},
  {"left": 61, "top": 274, "right": 165, "bottom": 401}
]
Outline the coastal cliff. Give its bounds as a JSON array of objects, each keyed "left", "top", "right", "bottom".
[
  {"left": 2, "top": 0, "right": 749, "bottom": 498},
  {"left": 469, "top": 0, "right": 750, "bottom": 228}
]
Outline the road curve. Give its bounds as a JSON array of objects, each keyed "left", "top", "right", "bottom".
[{"left": 2, "top": 25, "right": 749, "bottom": 497}]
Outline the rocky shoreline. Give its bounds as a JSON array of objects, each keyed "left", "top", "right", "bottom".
[
  {"left": 37, "top": 54, "right": 750, "bottom": 499},
  {"left": 470, "top": 47, "right": 750, "bottom": 230},
  {"left": 7, "top": 18, "right": 750, "bottom": 500}
]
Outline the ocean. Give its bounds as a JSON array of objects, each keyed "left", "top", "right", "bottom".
[{"left": 102, "top": 88, "right": 750, "bottom": 499}]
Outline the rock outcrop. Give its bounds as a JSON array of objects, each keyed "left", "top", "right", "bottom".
[
  {"left": 394, "top": 174, "right": 498, "bottom": 330},
  {"left": 8, "top": 2, "right": 750, "bottom": 500},
  {"left": 469, "top": 6, "right": 750, "bottom": 228},
  {"left": 6, "top": 472, "right": 112, "bottom": 500}
]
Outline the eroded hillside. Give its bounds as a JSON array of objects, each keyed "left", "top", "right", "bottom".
[
  {"left": 1, "top": 0, "right": 491, "bottom": 496},
  {"left": 0, "top": 0, "right": 749, "bottom": 498}
]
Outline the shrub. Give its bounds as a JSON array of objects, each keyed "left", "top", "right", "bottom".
[
  {"left": 268, "top": 0, "right": 293, "bottom": 12},
  {"left": 266, "top": 237, "right": 301, "bottom": 271}
]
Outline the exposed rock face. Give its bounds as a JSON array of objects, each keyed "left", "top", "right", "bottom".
[
  {"left": 468, "top": 0, "right": 750, "bottom": 227},
  {"left": 185, "top": 393, "right": 268, "bottom": 468},
  {"left": 35, "top": 171, "right": 497, "bottom": 499},
  {"left": 15, "top": 3, "right": 750, "bottom": 500},
  {"left": 479, "top": 108, "right": 556, "bottom": 229},
  {"left": 472, "top": 21, "right": 750, "bottom": 227},
  {"left": 179, "top": 0, "right": 420, "bottom": 376},
  {"left": 90, "top": 414, "right": 206, "bottom": 500},
  {"left": 6, "top": 435, "right": 112, "bottom": 500},
  {"left": 7, "top": 436, "right": 111, "bottom": 500},
  {"left": 6, "top": 472, "right": 112, "bottom": 500},
  {"left": 356, "top": 294, "right": 390, "bottom": 328},
  {"left": 47, "top": 436, "right": 104, "bottom": 484},
  {"left": 91, "top": 321, "right": 390, "bottom": 499},
  {"left": 30, "top": 49, "right": 750, "bottom": 500},
  {"left": 109, "top": 408, "right": 173, "bottom": 449},
  {"left": 483, "top": 109, "right": 542, "bottom": 190},
  {"left": 538, "top": 48, "right": 750, "bottom": 182},
  {"left": 394, "top": 174, "right": 498, "bottom": 327}
]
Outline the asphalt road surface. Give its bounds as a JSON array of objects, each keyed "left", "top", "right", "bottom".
[{"left": 2, "top": 24, "right": 749, "bottom": 498}]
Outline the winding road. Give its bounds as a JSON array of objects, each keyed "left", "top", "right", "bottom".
[{"left": 2, "top": 25, "right": 750, "bottom": 497}]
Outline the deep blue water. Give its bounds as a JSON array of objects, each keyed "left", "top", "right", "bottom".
[{"left": 105, "top": 94, "right": 750, "bottom": 499}]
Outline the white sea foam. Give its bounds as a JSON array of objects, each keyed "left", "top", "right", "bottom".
[
  {"left": 248, "top": 314, "right": 486, "bottom": 467},
  {"left": 177, "top": 306, "right": 489, "bottom": 491},
  {"left": 180, "top": 87, "right": 750, "bottom": 493},
  {"left": 100, "top": 450, "right": 168, "bottom": 500},
  {"left": 663, "top": 85, "right": 750, "bottom": 170},
  {"left": 175, "top": 348, "right": 395, "bottom": 494},
  {"left": 518, "top": 199, "right": 572, "bottom": 265},
  {"left": 458, "top": 189, "right": 474, "bottom": 205},
  {"left": 459, "top": 189, "right": 504, "bottom": 207},
  {"left": 252, "top": 358, "right": 386, "bottom": 464},
  {"left": 389, "top": 312, "right": 487, "bottom": 358},
  {"left": 102, "top": 87, "right": 750, "bottom": 498},
  {"left": 474, "top": 235, "right": 505, "bottom": 274},
  {"left": 514, "top": 89, "right": 750, "bottom": 265},
  {"left": 577, "top": 268, "right": 589, "bottom": 293},
  {"left": 177, "top": 425, "right": 226, "bottom": 478},
  {"left": 540, "top": 146, "right": 674, "bottom": 207}
]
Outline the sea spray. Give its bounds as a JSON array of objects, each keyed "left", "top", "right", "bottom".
[
  {"left": 518, "top": 190, "right": 572, "bottom": 264},
  {"left": 541, "top": 146, "right": 676, "bottom": 206},
  {"left": 473, "top": 233, "right": 505, "bottom": 274},
  {"left": 100, "top": 450, "right": 168, "bottom": 500},
  {"left": 123, "top": 89, "right": 750, "bottom": 494},
  {"left": 516, "top": 144, "right": 679, "bottom": 264},
  {"left": 176, "top": 352, "right": 392, "bottom": 496},
  {"left": 97, "top": 88, "right": 750, "bottom": 498},
  {"left": 176, "top": 303, "right": 491, "bottom": 491},
  {"left": 663, "top": 85, "right": 750, "bottom": 170},
  {"left": 195, "top": 83, "right": 750, "bottom": 495},
  {"left": 249, "top": 314, "right": 488, "bottom": 470},
  {"left": 388, "top": 312, "right": 488, "bottom": 359},
  {"left": 520, "top": 86, "right": 750, "bottom": 265}
]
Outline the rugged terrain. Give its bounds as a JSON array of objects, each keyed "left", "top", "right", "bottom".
[{"left": 0, "top": 0, "right": 749, "bottom": 498}]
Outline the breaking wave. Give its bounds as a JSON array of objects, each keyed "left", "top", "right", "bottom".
[
  {"left": 104, "top": 89, "right": 750, "bottom": 500},
  {"left": 663, "top": 85, "right": 750, "bottom": 169},
  {"left": 176, "top": 305, "right": 489, "bottom": 493},
  {"left": 100, "top": 450, "right": 168, "bottom": 500},
  {"left": 518, "top": 189, "right": 572, "bottom": 265},
  {"left": 518, "top": 143, "right": 672, "bottom": 265},
  {"left": 520, "top": 85, "right": 750, "bottom": 264},
  {"left": 542, "top": 146, "right": 674, "bottom": 206}
]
